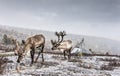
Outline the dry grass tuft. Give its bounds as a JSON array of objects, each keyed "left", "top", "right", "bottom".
[
  {"left": 100, "top": 65, "right": 114, "bottom": 71},
  {"left": 108, "top": 61, "right": 120, "bottom": 67},
  {"left": 98, "top": 58, "right": 119, "bottom": 62},
  {"left": 68, "top": 59, "right": 82, "bottom": 63},
  {"left": 36, "top": 61, "right": 59, "bottom": 68}
]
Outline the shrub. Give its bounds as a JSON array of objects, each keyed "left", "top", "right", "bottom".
[
  {"left": 0, "top": 57, "right": 8, "bottom": 74},
  {"left": 2, "top": 34, "right": 14, "bottom": 45},
  {"left": 100, "top": 65, "right": 114, "bottom": 71},
  {"left": 98, "top": 58, "right": 118, "bottom": 62},
  {"left": 108, "top": 61, "right": 120, "bottom": 67}
]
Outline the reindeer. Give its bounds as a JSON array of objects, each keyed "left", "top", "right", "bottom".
[
  {"left": 14, "top": 34, "right": 45, "bottom": 66},
  {"left": 51, "top": 31, "right": 72, "bottom": 60}
]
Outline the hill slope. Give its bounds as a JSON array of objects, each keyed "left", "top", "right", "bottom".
[{"left": 0, "top": 25, "right": 120, "bottom": 55}]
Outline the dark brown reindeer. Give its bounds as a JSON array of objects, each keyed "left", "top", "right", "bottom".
[
  {"left": 14, "top": 34, "right": 45, "bottom": 66},
  {"left": 51, "top": 31, "right": 72, "bottom": 60}
]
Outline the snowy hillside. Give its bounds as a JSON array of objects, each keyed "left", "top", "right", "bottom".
[
  {"left": 0, "top": 25, "right": 120, "bottom": 55},
  {"left": 1, "top": 54, "right": 120, "bottom": 76}
]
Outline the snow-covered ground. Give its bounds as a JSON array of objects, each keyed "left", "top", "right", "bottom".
[{"left": 1, "top": 54, "right": 120, "bottom": 76}]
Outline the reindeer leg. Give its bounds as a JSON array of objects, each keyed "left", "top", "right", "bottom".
[
  {"left": 35, "top": 44, "right": 44, "bottom": 63},
  {"left": 30, "top": 47, "right": 35, "bottom": 66},
  {"left": 67, "top": 51, "right": 69, "bottom": 60},
  {"left": 68, "top": 48, "right": 71, "bottom": 61},
  {"left": 34, "top": 50, "right": 41, "bottom": 63},
  {"left": 41, "top": 45, "right": 44, "bottom": 62},
  {"left": 30, "top": 51, "right": 33, "bottom": 66},
  {"left": 63, "top": 51, "right": 66, "bottom": 59}
]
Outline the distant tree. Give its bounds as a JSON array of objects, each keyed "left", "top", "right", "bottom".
[
  {"left": 2, "top": 34, "right": 14, "bottom": 45},
  {"left": 2, "top": 34, "right": 8, "bottom": 44}
]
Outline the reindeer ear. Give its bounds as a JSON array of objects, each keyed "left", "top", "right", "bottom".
[{"left": 22, "top": 40, "right": 25, "bottom": 45}]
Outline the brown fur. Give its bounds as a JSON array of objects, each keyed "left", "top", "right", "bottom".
[
  {"left": 51, "top": 31, "right": 72, "bottom": 60},
  {"left": 51, "top": 40, "right": 72, "bottom": 60},
  {"left": 15, "top": 34, "right": 45, "bottom": 65}
]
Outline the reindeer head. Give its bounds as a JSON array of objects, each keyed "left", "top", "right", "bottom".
[
  {"left": 13, "top": 39, "right": 20, "bottom": 55},
  {"left": 51, "top": 40, "right": 59, "bottom": 50},
  {"left": 16, "top": 53, "right": 24, "bottom": 63},
  {"left": 13, "top": 40, "right": 24, "bottom": 63},
  {"left": 51, "top": 31, "right": 66, "bottom": 50}
]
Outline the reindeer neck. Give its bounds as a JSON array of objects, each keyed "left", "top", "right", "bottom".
[{"left": 24, "top": 44, "right": 32, "bottom": 53}]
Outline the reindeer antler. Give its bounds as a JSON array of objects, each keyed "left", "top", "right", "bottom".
[
  {"left": 55, "top": 31, "right": 60, "bottom": 42},
  {"left": 59, "top": 31, "right": 66, "bottom": 42},
  {"left": 54, "top": 31, "right": 67, "bottom": 43}
]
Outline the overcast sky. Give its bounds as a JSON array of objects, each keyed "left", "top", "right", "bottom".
[{"left": 0, "top": 0, "right": 120, "bottom": 41}]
